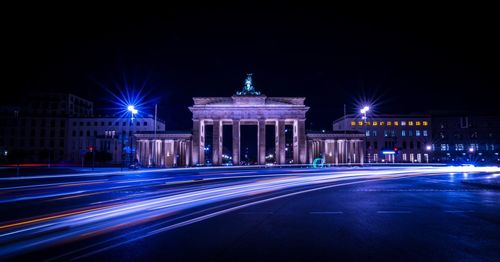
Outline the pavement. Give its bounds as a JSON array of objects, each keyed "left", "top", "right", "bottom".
[{"left": 0, "top": 166, "right": 499, "bottom": 261}]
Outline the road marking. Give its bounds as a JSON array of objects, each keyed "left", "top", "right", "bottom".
[
  {"left": 238, "top": 211, "right": 274, "bottom": 214},
  {"left": 309, "top": 211, "right": 344, "bottom": 214},
  {"left": 377, "top": 210, "right": 412, "bottom": 214}
]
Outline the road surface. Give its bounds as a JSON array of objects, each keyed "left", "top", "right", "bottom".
[{"left": 0, "top": 166, "right": 499, "bottom": 261}]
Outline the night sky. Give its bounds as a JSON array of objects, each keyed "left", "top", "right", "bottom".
[{"left": 3, "top": 4, "right": 500, "bottom": 130}]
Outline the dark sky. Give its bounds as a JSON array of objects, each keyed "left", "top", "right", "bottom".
[{"left": 3, "top": 4, "right": 500, "bottom": 130}]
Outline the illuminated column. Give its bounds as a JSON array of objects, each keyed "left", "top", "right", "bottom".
[
  {"left": 276, "top": 120, "right": 286, "bottom": 164},
  {"left": 212, "top": 120, "right": 222, "bottom": 165},
  {"left": 173, "top": 140, "right": 179, "bottom": 167},
  {"left": 293, "top": 120, "right": 299, "bottom": 164},
  {"left": 192, "top": 119, "right": 201, "bottom": 166},
  {"left": 307, "top": 140, "right": 313, "bottom": 164},
  {"left": 258, "top": 119, "right": 266, "bottom": 165},
  {"left": 335, "top": 140, "right": 340, "bottom": 165},
  {"left": 232, "top": 119, "right": 240, "bottom": 165},
  {"left": 298, "top": 119, "right": 307, "bottom": 164},
  {"left": 186, "top": 140, "right": 191, "bottom": 167},
  {"left": 359, "top": 140, "right": 364, "bottom": 164}
]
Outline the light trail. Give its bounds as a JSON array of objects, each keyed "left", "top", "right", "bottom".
[{"left": 0, "top": 166, "right": 498, "bottom": 259}]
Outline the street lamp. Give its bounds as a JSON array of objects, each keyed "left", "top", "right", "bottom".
[
  {"left": 360, "top": 106, "right": 370, "bottom": 163},
  {"left": 127, "top": 105, "right": 138, "bottom": 167},
  {"left": 426, "top": 145, "right": 432, "bottom": 163},
  {"left": 360, "top": 106, "right": 370, "bottom": 121}
]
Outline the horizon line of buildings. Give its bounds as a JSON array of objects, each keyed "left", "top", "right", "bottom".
[{"left": 1, "top": 92, "right": 500, "bottom": 166}]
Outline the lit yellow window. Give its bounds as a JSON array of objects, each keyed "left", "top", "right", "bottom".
[
  {"left": 408, "top": 121, "right": 414, "bottom": 126},
  {"left": 358, "top": 121, "right": 363, "bottom": 126},
  {"left": 387, "top": 121, "right": 392, "bottom": 126},
  {"left": 394, "top": 121, "right": 399, "bottom": 126},
  {"left": 416, "top": 121, "right": 421, "bottom": 126},
  {"left": 423, "top": 121, "right": 428, "bottom": 126},
  {"left": 366, "top": 121, "right": 371, "bottom": 126},
  {"left": 373, "top": 121, "right": 378, "bottom": 126},
  {"left": 351, "top": 121, "right": 356, "bottom": 126},
  {"left": 379, "top": 121, "right": 385, "bottom": 126}
]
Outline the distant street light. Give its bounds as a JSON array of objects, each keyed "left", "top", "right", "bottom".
[
  {"left": 127, "top": 105, "right": 138, "bottom": 168},
  {"left": 360, "top": 106, "right": 370, "bottom": 163},
  {"left": 360, "top": 106, "right": 370, "bottom": 120}
]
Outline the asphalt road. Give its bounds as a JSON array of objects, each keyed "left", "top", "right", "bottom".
[{"left": 0, "top": 166, "right": 499, "bottom": 261}]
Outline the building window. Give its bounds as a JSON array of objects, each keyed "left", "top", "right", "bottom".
[
  {"left": 143, "top": 122, "right": 148, "bottom": 126},
  {"left": 403, "top": 141, "right": 407, "bottom": 149},
  {"left": 123, "top": 122, "right": 126, "bottom": 126},
  {"left": 94, "top": 122, "right": 98, "bottom": 126},
  {"left": 416, "top": 121, "right": 421, "bottom": 126},
  {"left": 374, "top": 142, "right": 378, "bottom": 149},
  {"left": 417, "top": 141, "right": 421, "bottom": 150},
  {"left": 372, "top": 121, "right": 378, "bottom": 126},
  {"left": 101, "top": 122, "right": 105, "bottom": 126},
  {"left": 387, "top": 121, "right": 392, "bottom": 126},
  {"left": 401, "top": 121, "right": 406, "bottom": 126},
  {"left": 372, "top": 130, "right": 377, "bottom": 136},
  {"left": 351, "top": 121, "right": 356, "bottom": 126},
  {"left": 423, "top": 121, "right": 428, "bottom": 126},
  {"left": 402, "top": 153, "right": 407, "bottom": 161},
  {"left": 94, "top": 130, "right": 97, "bottom": 136},
  {"left": 440, "top": 144, "right": 449, "bottom": 151},
  {"left": 391, "top": 130, "right": 395, "bottom": 137},
  {"left": 423, "top": 130, "right": 428, "bottom": 136},
  {"left": 410, "top": 141, "right": 414, "bottom": 149},
  {"left": 394, "top": 121, "right": 399, "bottom": 126},
  {"left": 416, "top": 130, "right": 421, "bottom": 136},
  {"left": 402, "top": 130, "right": 406, "bottom": 136},
  {"left": 86, "top": 130, "right": 90, "bottom": 136},
  {"left": 379, "top": 121, "right": 385, "bottom": 126},
  {"left": 455, "top": 144, "right": 464, "bottom": 151},
  {"left": 136, "top": 122, "right": 140, "bottom": 126},
  {"left": 79, "top": 131, "right": 83, "bottom": 136},
  {"left": 80, "top": 122, "right": 84, "bottom": 126},
  {"left": 366, "top": 130, "right": 370, "bottom": 136},
  {"left": 87, "top": 122, "right": 91, "bottom": 126},
  {"left": 115, "top": 122, "right": 119, "bottom": 126},
  {"left": 408, "top": 121, "right": 414, "bottom": 126},
  {"left": 409, "top": 130, "right": 413, "bottom": 136},
  {"left": 384, "top": 130, "right": 388, "bottom": 137}
]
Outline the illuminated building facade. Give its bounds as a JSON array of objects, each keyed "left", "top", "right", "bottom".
[
  {"left": 135, "top": 74, "right": 365, "bottom": 167},
  {"left": 0, "top": 93, "right": 163, "bottom": 165},
  {"left": 431, "top": 113, "right": 500, "bottom": 164},
  {"left": 332, "top": 114, "right": 432, "bottom": 163}
]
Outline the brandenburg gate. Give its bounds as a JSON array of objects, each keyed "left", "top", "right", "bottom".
[{"left": 135, "top": 74, "right": 364, "bottom": 167}]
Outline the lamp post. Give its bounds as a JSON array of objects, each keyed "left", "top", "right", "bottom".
[
  {"left": 426, "top": 145, "right": 432, "bottom": 163},
  {"left": 127, "top": 105, "right": 138, "bottom": 168},
  {"left": 360, "top": 106, "right": 370, "bottom": 163},
  {"left": 468, "top": 146, "right": 474, "bottom": 163}
]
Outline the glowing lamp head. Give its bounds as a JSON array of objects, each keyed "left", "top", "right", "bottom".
[
  {"left": 426, "top": 145, "right": 432, "bottom": 151},
  {"left": 360, "top": 106, "right": 370, "bottom": 114},
  {"left": 469, "top": 147, "right": 474, "bottom": 153},
  {"left": 132, "top": 109, "right": 138, "bottom": 114},
  {"left": 127, "top": 105, "right": 135, "bottom": 112}
]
